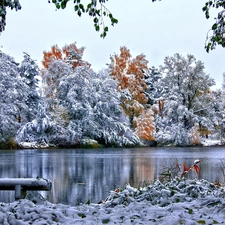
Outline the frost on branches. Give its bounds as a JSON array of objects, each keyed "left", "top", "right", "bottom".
[
  {"left": 17, "top": 44, "right": 139, "bottom": 148},
  {"left": 154, "top": 54, "right": 216, "bottom": 146},
  {"left": 55, "top": 66, "right": 139, "bottom": 147},
  {"left": 16, "top": 102, "right": 70, "bottom": 147},
  {"left": 2, "top": 44, "right": 224, "bottom": 148},
  {"left": 0, "top": 50, "right": 39, "bottom": 147}
]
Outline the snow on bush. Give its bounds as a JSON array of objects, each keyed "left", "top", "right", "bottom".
[{"left": 0, "top": 178, "right": 225, "bottom": 224}]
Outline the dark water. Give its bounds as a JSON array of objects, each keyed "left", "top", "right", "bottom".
[{"left": 0, "top": 147, "right": 225, "bottom": 205}]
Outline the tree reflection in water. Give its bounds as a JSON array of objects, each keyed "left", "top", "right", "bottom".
[{"left": 0, "top": 147, "right": 224, "bottom": 205}]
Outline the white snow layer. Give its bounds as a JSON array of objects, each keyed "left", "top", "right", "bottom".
[{"left": 0, "top": 179, "right": 225, "bottom": 224}]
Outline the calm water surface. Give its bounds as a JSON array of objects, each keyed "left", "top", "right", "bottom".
[{"left": 0, "top": 147, "right": 225, "bottom": 205}]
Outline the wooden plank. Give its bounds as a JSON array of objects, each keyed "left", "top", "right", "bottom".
[{"left": 0, "top": 178, "right": 52, "bottom": 191}]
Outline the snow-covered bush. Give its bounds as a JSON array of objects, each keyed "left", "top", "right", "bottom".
[
  {"left": 104, "top": 178, "right": 225, "bottom": 209},
  {"left": 16, "top": 102, "right": 76, "bottom": 147},
  {"left": 16, "top": 103, "right": 51, "bottom": 144}
]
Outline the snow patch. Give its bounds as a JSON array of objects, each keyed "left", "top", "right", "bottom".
[
  {"left": 18, "top": 142, "right": 50, "bottom": 149},
  {"left": 0, "top": 179, "right": 224, "bottom": 224},
  {"left": 201, "top": 138, "right": 222, "bottom": 147}
]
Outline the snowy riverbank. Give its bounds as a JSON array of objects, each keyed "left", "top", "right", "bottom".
[
  {"left": 1, "top": 179, "right": 225, "bottom": 224},
  {"left": 18, "top": 137, "right": 224, "bottom": 149}
]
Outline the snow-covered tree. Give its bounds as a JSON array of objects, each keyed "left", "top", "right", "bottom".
[
  {"left": 155, "top": 53, "right": 216, "bottom": 146},
  {"left": 222, "top": 72, "right": 225, "bottom": 91},
  {"left": 134, "top": 107, "right": 155, "bottom": 143},
  {"left": 19, "top": 52, "right": 40, "bottom": 121},
  {"left": 0, "top": 50, "right": 30, "bottom": 147},
  {"left": 16, "top": 102, "right": 50, "bottom": 144},
  {"left": 41, "top": 42, "right": 88, "bottom": 109},
  {"left": 144, "top": 66, "right": 163, "bottom": 105},
  {"left": 209, "top": 89, "right": 225, "bottom": 143},
  {"left": 109, "top": 47, "right": 158, "bottom": 144},
  {"left": 57, "top": 66, "right": 139, "bottom": 146},
  {"left": 16, "top": 101, "right": 70, "bottom": 146},
  {"left": 109, "top": 46, "right": 149, "bottom": 125},
  {"left": 42, "top": 42, "right": 89, "bottom": 69},
  {"left": 18, "top": 45, "right": 139, "bottom": 147},
  {"left": 42, "top": 59, "right": 72, "bottom": 111}
]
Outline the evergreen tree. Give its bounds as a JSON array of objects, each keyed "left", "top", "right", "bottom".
[
  {"left": 19, "top": 52, "right": 40, "bottom": 121},
  {"left": 0, "top": 50, "right": 28, "bottom": 146},
  {"left": 144, "top": 66, "right": 163, "bottom": 105}
]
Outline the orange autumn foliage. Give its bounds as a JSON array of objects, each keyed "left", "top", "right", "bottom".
[
  {"left": 42, "top": 42, "right": 90, "bottom": 69},
  {"left": 41, "top": 42, "right": 90, "bottom": 111},
  {"left": 42, "top": 45, "right": 63, "bottom": 69},
  {"left": 110, "top": 46, "right": 149, "bottom": 121},
  {"left": 134, "top": 108, "right": 155, "bottom": 141},
  {"left": 191, "top": 123, "right": 201, "bottom": 145}
]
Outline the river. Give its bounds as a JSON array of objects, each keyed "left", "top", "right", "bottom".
[{"left": 0, "top": 147, "right": 224, "bottom": 205}]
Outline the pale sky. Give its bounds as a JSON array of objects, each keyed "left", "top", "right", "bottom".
[{"left": 0, "top": 0, "right": 224, "bottom": 88}]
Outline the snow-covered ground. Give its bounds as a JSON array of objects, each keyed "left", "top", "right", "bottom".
[{"left": 1, "top": 178, "right": 225, "bottom": 224}]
